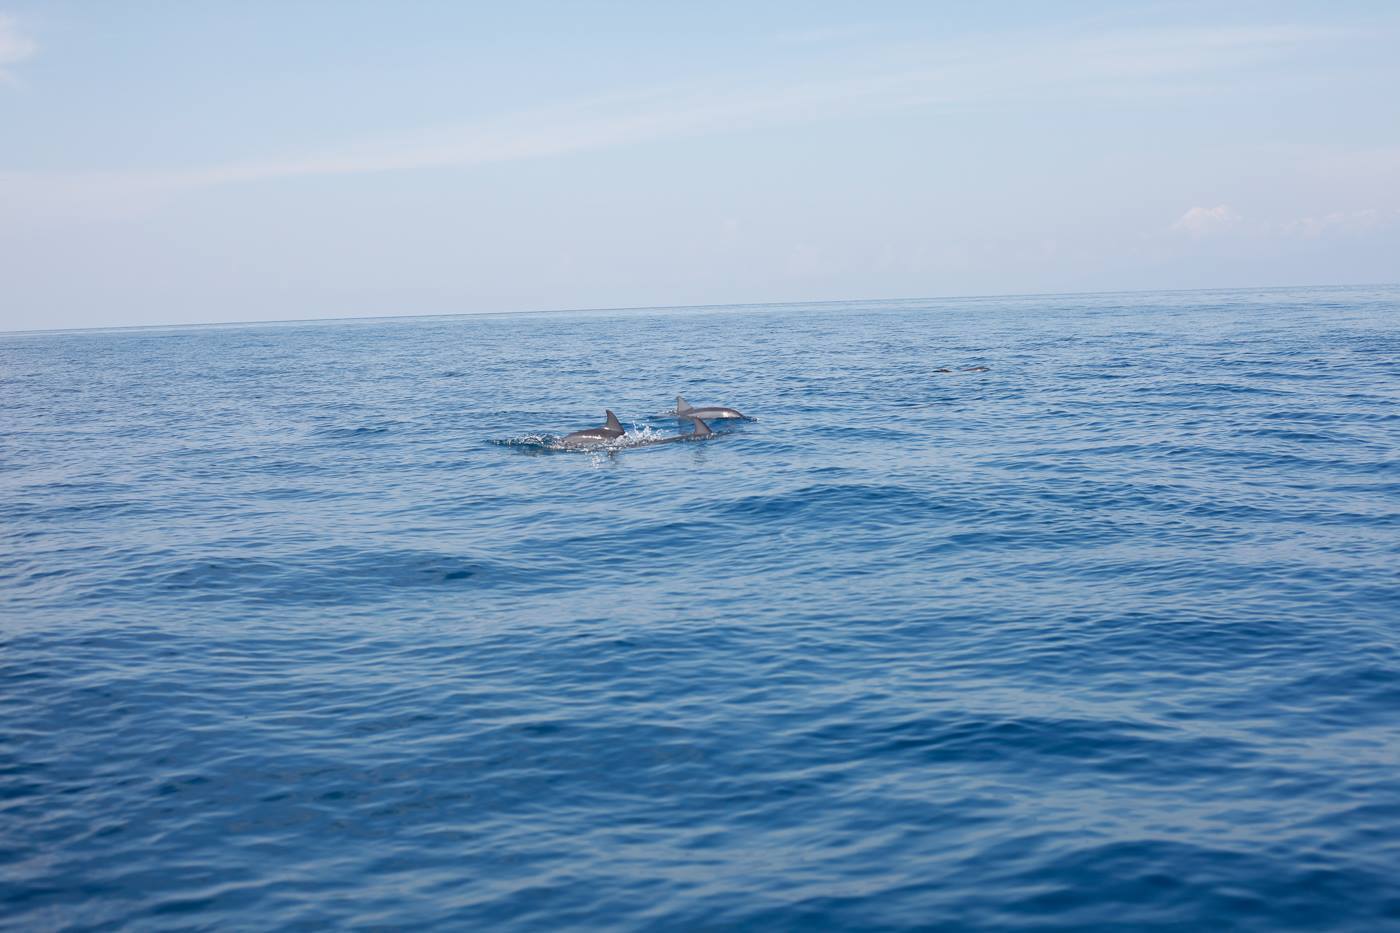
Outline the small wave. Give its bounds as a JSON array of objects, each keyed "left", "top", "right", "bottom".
[
  {"left": 494, "top": 425, "right": 712, "bottom": 453},
  {"left": 80, "top": 546, "right": 566, "bottom": 607},
  {"left": 609, "top": 426, "right": 682, "bottom": 449},
  {"left": 491, "top": 433, "right": 560, "bottom": 450},
  {"left": 312, "top": 422, "right": 401, "bottom": 439}
]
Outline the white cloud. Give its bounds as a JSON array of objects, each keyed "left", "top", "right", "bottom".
[
  {"left": 1171, "top": 205, "right": 1241, "bottom": 236},
  {"left": 0, "top": 14, "right": 36, "bottom": 82}
]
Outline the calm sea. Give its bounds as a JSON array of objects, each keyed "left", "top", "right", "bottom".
[{"left": 3, "top": 287, "right": 1398, "bottom": 930}]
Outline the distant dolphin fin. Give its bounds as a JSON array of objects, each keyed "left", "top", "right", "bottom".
[
  {"left": 691, "top": 416, "right": 712, "bottom": 437},
  {"left": 676, "top": 395, "right": 692, "bottom": 413},
  {"left": 605, "top": 410, "right": 623, "bottom": 432}
]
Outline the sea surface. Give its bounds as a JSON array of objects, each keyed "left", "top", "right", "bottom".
[{"left": 3, "top": 286, "right": 1399, "bottom": 931}]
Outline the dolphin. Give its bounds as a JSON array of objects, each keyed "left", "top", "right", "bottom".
[
  {"left": 673, "top": 395, "right": 748, "bottom": 420},
  {"left": 629, "top": 416, "right": 714, "bottom": 446},
  {"left": 559, "top": 410, "right": 625, "bottom": 447}
]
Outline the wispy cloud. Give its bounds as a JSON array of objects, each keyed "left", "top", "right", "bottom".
[
  {"left": 0, "top": 22, "right": 1354, "bottom": 202},
  {"left": 186, "top": 25, "right": 1347, "bottom": 184},
  {"left": 776, "top": 24, "right": 877, "bottom": 46},
  {"left": 0, "top": 13, "right": 36, "bottom": 83},
  {"left": 1169, "top": 204, "right": 1398, "bottom": 240},
  {"left": 1282, "top": 208, "right": 1383, "bottom": 238}
]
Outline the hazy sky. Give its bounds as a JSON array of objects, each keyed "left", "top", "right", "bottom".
[{"left": 2, "top": 1, "right": 1398, "bottom": 330}]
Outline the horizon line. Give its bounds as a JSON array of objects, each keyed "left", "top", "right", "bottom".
[{"left": 3, "top": 280, "right": 1395, "bottom": 337}]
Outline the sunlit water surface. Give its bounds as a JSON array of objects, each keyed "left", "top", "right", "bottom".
[{"left": 3, "top": 287, "right": 1399, "bottom": 930}]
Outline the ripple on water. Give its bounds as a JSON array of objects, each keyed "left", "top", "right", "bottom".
[{"left": 2, "top": 287, "right": 1399, "bottom": 930}]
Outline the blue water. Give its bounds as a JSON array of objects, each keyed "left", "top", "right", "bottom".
[{"left": 3, "top": 286, "right": 1399, "bottom": 931}]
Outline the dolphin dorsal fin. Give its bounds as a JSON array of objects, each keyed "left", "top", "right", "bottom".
[
  {"left": 676, "top": 395, "right": 692, "bottom": 413},
  {"left": 605, "top": 410, "right": 622, "bottom": 432},
  {"left": 691, "top": 416, "right": 712, "bottom": 437}
]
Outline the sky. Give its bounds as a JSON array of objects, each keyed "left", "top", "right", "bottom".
[{"left": 1, "top": 1, "right": 1398, "bottom": 331}]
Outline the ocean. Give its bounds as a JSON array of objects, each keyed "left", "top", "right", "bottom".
[{"left": 2, "top": 286, "right": 1398, "bottom": 930}]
